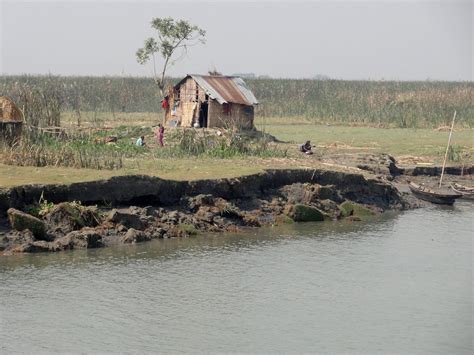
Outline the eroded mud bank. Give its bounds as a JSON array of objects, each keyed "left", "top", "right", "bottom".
[
  {"left": 0, "top": 168, "right": 410, "bottom": 254},
  {"left": 1, "top": 169, "right": 407, "bottom": 211}
]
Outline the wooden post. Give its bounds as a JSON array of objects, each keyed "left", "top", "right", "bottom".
[{"left": 439, "top": 110, "right": 457, "bottom": 188}]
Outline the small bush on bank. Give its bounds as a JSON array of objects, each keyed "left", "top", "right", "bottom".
[
  {"left": 169, "top": 128, "right": 286, "bottom": 159},
  {"left": 447, "top": 144, "right": 464, "bottom": 163}
]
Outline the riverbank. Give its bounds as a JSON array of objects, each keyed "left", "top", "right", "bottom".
[
  {"left": 1, "top": 167, "right": 410, "bottom": 255},
  {"left": 1, "top": 154, "right": 472, "bottom": 255}
]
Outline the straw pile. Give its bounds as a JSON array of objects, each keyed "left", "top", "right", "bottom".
[{"left": 0, "top": 96, "right": 23, "bottom": 122}]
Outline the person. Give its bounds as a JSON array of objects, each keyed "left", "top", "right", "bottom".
[
  {"left": 135, "top": 135, "right": 145, "bottom": 147},
  {"left": 157, "top": 123, "right": 165, "bottom": 147},
  {"left": 299, "top": 140, "right": 313, "bottom": 155}
]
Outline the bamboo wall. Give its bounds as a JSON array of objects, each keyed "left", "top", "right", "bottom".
[
  {"left": 165, "top": 78, "right": 254, "bottom": 129},
  {"left": 165, "top": 77, "right": 206, "bottom": 127}
]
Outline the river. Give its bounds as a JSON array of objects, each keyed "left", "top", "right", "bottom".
[{"left": 1, "top": 202, "right": 472, "bottom": 354}]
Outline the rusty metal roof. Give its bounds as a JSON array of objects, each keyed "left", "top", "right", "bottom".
[{"left": 177, "top": 74, "right": 258, "bottom": 106}]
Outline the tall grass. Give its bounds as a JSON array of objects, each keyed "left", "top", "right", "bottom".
[
  {"left": 1, "top": 75, "right": 472, "bottom": 128},
  {"left": 3, "top": 78, "right": 62, "bottom": 128},
  {"left": 249, "top": 79, "right": 473, "bottom": 128},
  {"left": 2, "top": 133, "right": 125, "bottom": 170}
]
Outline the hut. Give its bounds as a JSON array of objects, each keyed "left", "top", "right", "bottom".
[
  {"left": 0, "top": 96, "right": 24, "bottom": 140},
  {"left": 163, "top": 74, "right": 258, "bottom": 129}
]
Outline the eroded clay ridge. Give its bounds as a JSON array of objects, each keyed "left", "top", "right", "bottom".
[{"left": 0, "top": 169, "right": 405, "bottom": 213}]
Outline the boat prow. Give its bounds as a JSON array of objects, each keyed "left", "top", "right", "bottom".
[{"left": 450, "top": 183, "right": 474, "bottom": 200}]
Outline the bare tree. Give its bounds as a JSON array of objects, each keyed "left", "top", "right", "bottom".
[{"left": 136, "top": 17, "right": 206, "bottom": 98}]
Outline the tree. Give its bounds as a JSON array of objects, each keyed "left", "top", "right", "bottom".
[{"left": 136, "top": 17, "right": 206, "bottom": 98}]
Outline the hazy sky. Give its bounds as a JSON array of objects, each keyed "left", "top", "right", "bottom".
[{"left": 0, "top": 0, "right": 472, "bottom": 80}]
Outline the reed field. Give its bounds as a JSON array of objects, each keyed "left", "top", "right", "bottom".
[{"left": 1, "top": 75, "right": 472, "bottom": 128}]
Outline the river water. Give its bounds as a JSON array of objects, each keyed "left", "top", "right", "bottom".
[{"left": 1, "top": 203, "right": 472, "bottom": 354}]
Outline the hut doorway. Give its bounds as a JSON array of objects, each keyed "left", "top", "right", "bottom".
[{"left": 199, "top": 102, "right": 208, "bottom": 128}]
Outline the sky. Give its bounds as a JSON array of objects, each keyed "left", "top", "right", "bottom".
[{"left": 0, "top": 0, "right": 472, "bottom": 80}]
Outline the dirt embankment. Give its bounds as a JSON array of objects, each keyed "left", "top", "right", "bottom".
[
  {"left": 0, "top": 168, "right": 411, "bottom": 255},
  {"left": 2, "top": 150, "right": 472, "bottom": 256},
  {"left": 0, "top": 169, "right": 406, "bottom": 211}
]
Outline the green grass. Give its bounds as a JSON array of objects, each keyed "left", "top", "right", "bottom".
[
  {"left": 0, "top": 159, "right": 269, "bottom": 188},
  {"left": 262, "top": 123, "right": 473, "bottom": 159}
]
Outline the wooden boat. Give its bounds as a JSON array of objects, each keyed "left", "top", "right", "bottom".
[
  {"left": 408, "top": 182, "right": 462, "bottom": 205},
  {"left": 450, "top": 183, "right": 474, "bottom": 200}
]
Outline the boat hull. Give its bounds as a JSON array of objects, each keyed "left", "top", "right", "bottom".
[{"left": 409, "top": 182, "right": 462, "bottom": 205}]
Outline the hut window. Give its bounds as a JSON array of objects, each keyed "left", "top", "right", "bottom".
[{"left": 223, "top": 103, "right": 231, "bottom": 115}]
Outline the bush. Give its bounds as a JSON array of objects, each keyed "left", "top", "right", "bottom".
[
  {"left": 171, "top": 128, "right": 286, "bottom": 158},
  {"left": 447, "top": 144, "right": 465, "bottom": 163}
]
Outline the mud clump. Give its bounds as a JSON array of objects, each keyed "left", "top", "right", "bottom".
[
  {"left": 44, "top": 202, "right": 102, "bottom": 236},
  {"left": 355, "top": 153, "right": 402, "bottom": 178},
  {"left": 7, "top": 208, "right": 46, "bottom": 240},
  {"left": 52, "top": 229, "right": 104, "bottom": 250},
  {"left": 120, "top": 228, "right": 150, "bottom": 244},
  {"left": 284, "top": 204, "right": 326, "bottom": 222},
  {"left": 106, "top": 209, "right": 146, "bottom": 230},
  {"left": 339, "top": 201, "right": 375, "bottom": 218}
]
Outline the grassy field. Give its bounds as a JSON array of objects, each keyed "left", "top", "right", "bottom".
[
  {"left": 1, "top": 112, "right": 472, "bottom": 188},
  {"left": 260, "top": 122, "right": 473, "bottom": 158},
  {"left": 0, "top": 159, "right": 271, "bottom": 187},
  {"left": 61, "top": 111, "right": 474, "bottom": 160}
]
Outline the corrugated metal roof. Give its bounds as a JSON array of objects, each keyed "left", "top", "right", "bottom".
[{"left": 182, "top": 74, "right": 258, "bottom": 106}]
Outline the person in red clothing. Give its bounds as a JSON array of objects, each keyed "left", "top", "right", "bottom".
[{"left": 156, "top": 123, "right": 165, "bottom": 147}]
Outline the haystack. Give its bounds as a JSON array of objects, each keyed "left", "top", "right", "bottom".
[
  {"left": 0, "top": 96, "right": 24, "bottom": 141},
  {"left": 0, "top": 96, "right": 23, "bottom": 122}
]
